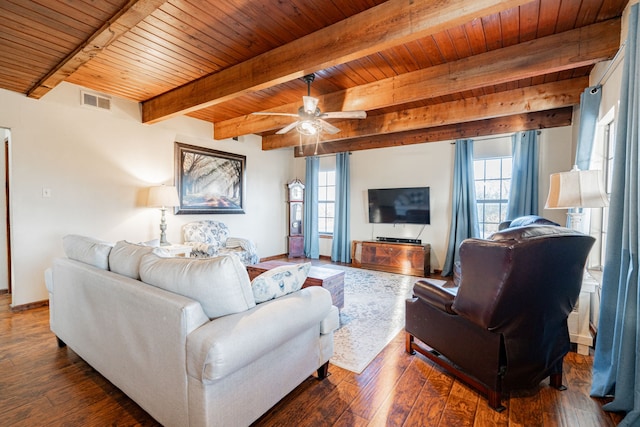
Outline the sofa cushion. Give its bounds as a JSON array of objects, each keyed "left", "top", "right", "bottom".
[
  {"left": 251, "top": 262, "right": 311, "bottom": 303},
  {"left": 62, "top": 234, "right": 114, "bottom": 270},
  {"left": 109, "top": 241, "right": 156, "bottom": 280},
  {"left": 139, "top": 253, "right": 255, "bottom": 319}
]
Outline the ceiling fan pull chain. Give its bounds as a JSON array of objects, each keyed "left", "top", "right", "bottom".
[
  {"left": 299, "top": 132, "right": 304, "bottom": 155},
  {"left": 314, "top": 132, "right": 320, "bottom": 155}
]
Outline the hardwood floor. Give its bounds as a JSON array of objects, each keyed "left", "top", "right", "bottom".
[{"left": 0, "top": 290, "right": 624, "bottom": 426}]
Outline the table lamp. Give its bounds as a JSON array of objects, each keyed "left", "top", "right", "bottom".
[
  {"left": 147, "top": 185, "right": 180, "bottom": 246},
  {"left": 545, "top": 165, "right": 609, "bottom": 230}
]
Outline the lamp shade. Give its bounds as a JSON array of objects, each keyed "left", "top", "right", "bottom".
[
  {"left": 147, "top": 185, "right": 179, "bottom": 208},
  {"left": 545, "top": 166, "right": 609, "bottom": 209}
]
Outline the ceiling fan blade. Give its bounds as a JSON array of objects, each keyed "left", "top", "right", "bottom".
[
  {"left": 276, "top": 121, "right": 301, "bottom": 134},
  {"left": 318, "top": 119, "right": 341, "bottom": 134},
  {"left": 252, "top": 112, "right": 299, "bottom": 117},
  {"left": 302, "top": 96, "right": 319, "bottom": 114},
  {"left": 320, "top": 110, "right": 367, "bottom": 119}
]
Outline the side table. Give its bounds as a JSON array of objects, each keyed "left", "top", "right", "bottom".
[
  {"left": 161, "top": 244, "right": 193, "bottom": 257},
  {"left": 569, "top": 272, "right": 597, "bottom": 355}
]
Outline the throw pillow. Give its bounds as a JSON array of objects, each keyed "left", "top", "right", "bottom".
[
  {"left": 109, "top": 241, "right": 156, "bottom": 280},
  {"left": 508, "top": 215, "right": 560, "bottom": 228},
  {"left": 251, "top": 263, "right": 311, "bottom": 304},
  {"left": 139, "top": 253, "right": 255, "bottom": 319},
  {"left": 62, "top": 234, "right": 114, "bottom": 270}
]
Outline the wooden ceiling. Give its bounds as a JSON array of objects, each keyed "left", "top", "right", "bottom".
[{"left": 0, "top": 0, "right": 626, "bottom": 156}]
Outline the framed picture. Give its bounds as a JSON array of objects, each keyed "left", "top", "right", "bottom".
[{"left": 174, "top": 142, "right": 246, "bottom": 214}]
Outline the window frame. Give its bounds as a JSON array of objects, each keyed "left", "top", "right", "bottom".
[
  {"left": 474, "top": 156, "right": 513, "bottom": 239},
  {"left": 317, "top": 169, "right": 335, "bottom": 236},
  {"left": 593, "top": 113, "right": 615, "bottom": 272}
]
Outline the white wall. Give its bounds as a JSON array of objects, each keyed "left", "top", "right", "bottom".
[
  {"left": 539, "top": 126, "right": 577, "bottom": 226},
  {"left": 0, "top": 83, "right": 294, "bottom": 307},
  {"left": 350, "top": 142, "right": 454, "bottom": 272}
]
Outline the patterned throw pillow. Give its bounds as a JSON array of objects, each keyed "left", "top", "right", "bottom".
[{"left": 251, "top": 263, "right": 312, "bottom": 304}]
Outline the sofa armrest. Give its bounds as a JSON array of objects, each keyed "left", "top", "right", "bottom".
[
  {"left": 187, "top": 286, "right": 332, "bottom": 383},
  {"left": 225, "top": 237, "right": 254, "bottom": 251},
  {"left": 321, "top": 305, "right": 340, "bottom": 335},
  {"left": 226, "top": 237, "right": 259, "bottom": 264},
  {"left": 413, "top": 279, "right": 458, "bottom": 315}
]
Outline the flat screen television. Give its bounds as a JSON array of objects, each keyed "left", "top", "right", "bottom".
[{"left": 368, "top": 187, "right": 430, "bottom": 224}]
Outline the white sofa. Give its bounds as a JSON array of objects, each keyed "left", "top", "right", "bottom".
[{"left": 46, "top": 235, "right": 339, "bottom": 427}]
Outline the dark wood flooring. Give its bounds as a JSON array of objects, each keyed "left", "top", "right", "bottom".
[{"left": 0, "top": 274, "right": 625, "bottom": 426}]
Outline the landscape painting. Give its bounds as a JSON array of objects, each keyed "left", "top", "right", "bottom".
[{"left": 174, "top": 142, "right": 246, "bottom": 214}]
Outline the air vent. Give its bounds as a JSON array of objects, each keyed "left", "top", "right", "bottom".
[{"left": 81, "top": 91, "right": 111, "bottom": 111}]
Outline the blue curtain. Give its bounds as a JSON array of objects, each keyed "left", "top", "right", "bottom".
[
  {"left": 576, "top": 85, "right": 603, "bottom": 171},
  {"left": 304, "top": 156, "right": 320, "bottom": 259},
  {"left": 506, "top": 130, "right": 539, "bottom": 219},
  {"left": 442, "top": 139, "right": 479, "bottom": 276},
  {"left": 567, "top": 84, "right": 604, "bottom": 226},
  {"left": 591, "top": 5, "right": 640, "bottom": 426},
  {"left": 331, "top": 152, "right": 351, "bottom": 263}
]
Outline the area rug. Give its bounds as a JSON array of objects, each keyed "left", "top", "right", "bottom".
[{"left": 323, "top": 266, "right": 445, "bottom": 374}]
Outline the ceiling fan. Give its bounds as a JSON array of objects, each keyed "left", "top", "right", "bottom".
[{"left": 252, "top": 73, "right": 367, "bottom": 136}]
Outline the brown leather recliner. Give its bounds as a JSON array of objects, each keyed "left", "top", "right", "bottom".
[{"left": 405, "top": 225, "right": 595, "bottom": 411}]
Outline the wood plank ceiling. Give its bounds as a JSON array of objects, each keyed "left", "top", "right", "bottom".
[{"left": 0, "top": 0, "right": 627, "bottom": 156}]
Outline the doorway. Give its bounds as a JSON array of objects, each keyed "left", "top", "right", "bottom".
[{"left": 1, "top": 128, "right": 11, "bottom": 296}]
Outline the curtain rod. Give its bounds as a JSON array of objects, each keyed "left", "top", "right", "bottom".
[
  {"left": 594, "top": 41, "right": 626, "bottom": 89},
  {"left": 450, "top": 131, "right": 541, "bottom": 144}
]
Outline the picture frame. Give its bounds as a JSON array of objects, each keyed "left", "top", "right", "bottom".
[{"left": 174, "top": 142, "right": 246, "bottom": 214}]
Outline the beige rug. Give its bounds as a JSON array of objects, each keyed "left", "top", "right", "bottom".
[{"left": 323, "top": 265, "right": 441, "bottom": 374}]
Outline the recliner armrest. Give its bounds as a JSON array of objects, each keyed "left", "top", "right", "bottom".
[{"left": 413, "top": 279, "right": 458, "bottom": 315}]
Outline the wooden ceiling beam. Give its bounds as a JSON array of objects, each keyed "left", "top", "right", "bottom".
[
  {"left": 263, "top": 77, "right": 587, "bottom": 150},
  {"left": 218, "top": 18, "right": 619, "bottom": 139},
  {"left": 141, "top": 0, "right": 533, "bottom": 124},
  {"left": 27, "top": 0, "right": 168, "bottom": 99},
  {"left": 293, "top": 108, "right": 574, "bottom": 157}
]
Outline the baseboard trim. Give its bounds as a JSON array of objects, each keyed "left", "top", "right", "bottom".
[
  {"left": 259, "top": 254, "right": 288, "bottom": 262},
  {"left": 0, "top": 289, "right": 8, "bottom": 295},
  {"left": 11, "top": 299, "right": 49, "bottom": 312}
]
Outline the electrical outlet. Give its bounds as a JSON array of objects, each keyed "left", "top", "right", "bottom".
[{"left": 42, "top": 188, "right": 52, "bottom": 198}]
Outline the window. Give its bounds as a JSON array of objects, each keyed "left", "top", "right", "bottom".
[
  {"left": 474, "top": 157, "right": 512, "bottom": 238},
  {"left": 588, "top": 107, "right": 615, "bottom": 276},
  {"left": 599, "top": 120, "right": 615, "bottom": 267},
  {"left": 318, "top": 170, "right": 335, "bottom": 234}
]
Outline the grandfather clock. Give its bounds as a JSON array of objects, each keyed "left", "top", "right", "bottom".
[{"left": 287, "top": 179, "right": 305, "bottom": 258}]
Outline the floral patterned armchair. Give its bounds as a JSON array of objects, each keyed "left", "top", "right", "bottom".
[{"left": 182, "top": 220, "right": 259, "bottom": 265}]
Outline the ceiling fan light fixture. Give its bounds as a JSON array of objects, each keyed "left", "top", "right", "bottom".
[
  {"left": 252, "top": 71, "right": 366, "bottom": 138},
  {"left": 302, "top": 96, "right": 319, "bottom": 115},
  {"left": 297, "top": 120, "right": 320, "bottom": 135}
]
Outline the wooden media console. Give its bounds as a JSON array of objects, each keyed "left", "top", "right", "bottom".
[{"left": 351, "top": 240, "right": 430, "bottom": 277}]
